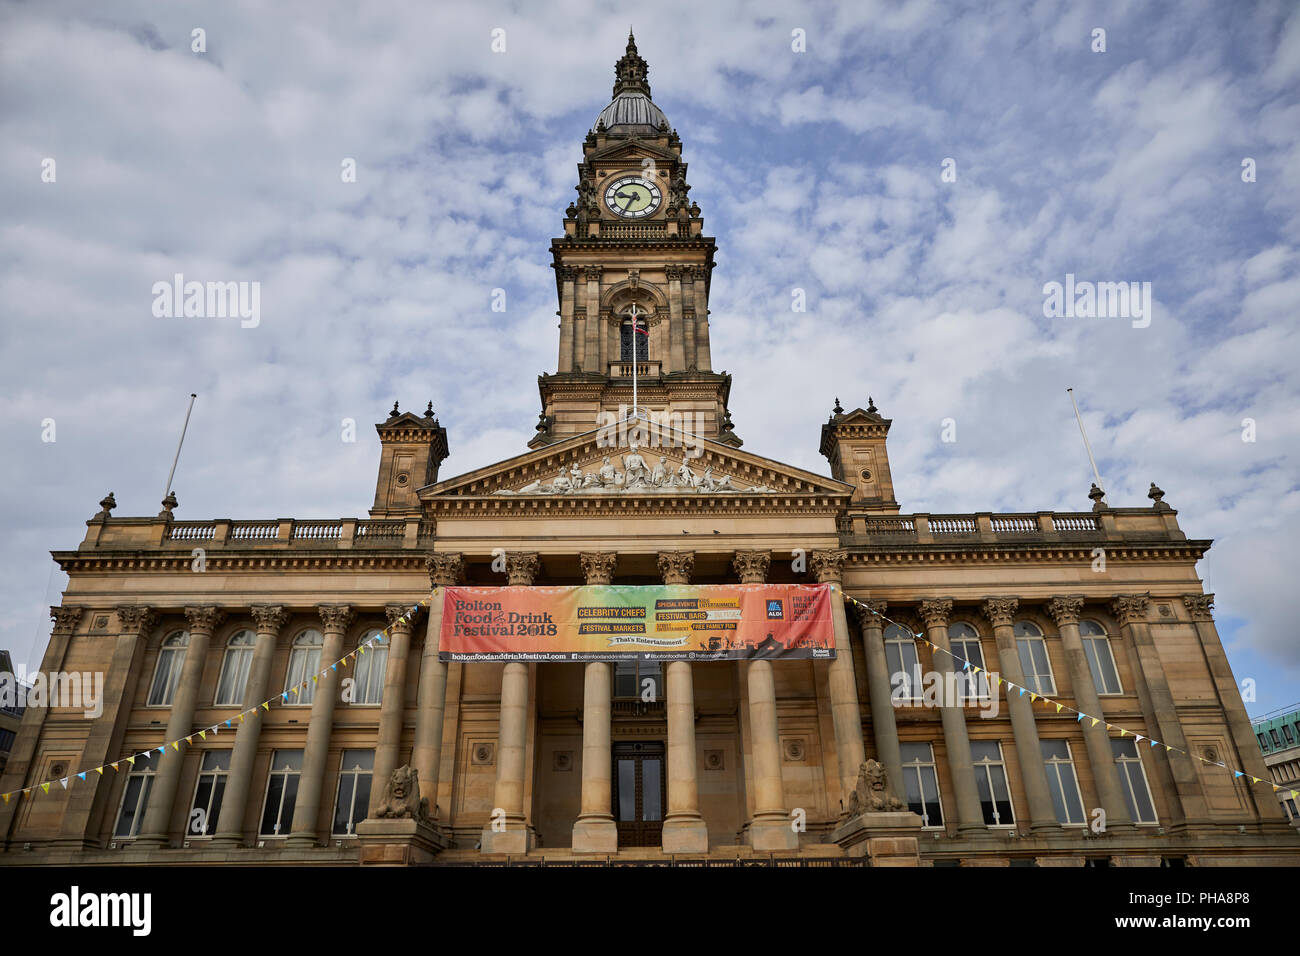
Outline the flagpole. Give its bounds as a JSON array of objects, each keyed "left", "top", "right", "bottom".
[
  {"left": 1066, "top": 387, "right": 1104, "bottom": 490},
  {"left": 163, "top": 393, "right": 197, "bottom": 499}
]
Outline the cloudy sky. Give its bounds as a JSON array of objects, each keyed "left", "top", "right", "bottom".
[{"left": 2, "top": 0, "right": 1298, "bottom": 716}]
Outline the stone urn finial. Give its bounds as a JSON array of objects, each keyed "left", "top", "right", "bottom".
[
  {"left": 389, "top": 400, "right": 400, "bottom": 418},
  {"left": 1088, "top": 482, "right": 1107, "bottom": 512},
  {"left": 158, "top": 491, "right": 178, "bottom": 519},
  {"left": 833, "top": 397, "right": 843, "bottom": 415},
  {"left": 97, "top": 491, "right": 117, "bottom": 517},
  {"left": 867, "top": 395, "right": 877, "bottom": 414},
  {"left": 424, "top": 401, "right": 435, "bottom": 419},
  {"left": 1148, "top": 482, "right": 1169, "bottom": 511}
]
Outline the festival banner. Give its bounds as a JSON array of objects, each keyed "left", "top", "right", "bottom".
[{"left": 438, "top": 584, "right": 836, "bottom": 662}]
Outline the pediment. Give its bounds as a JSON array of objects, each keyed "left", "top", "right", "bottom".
[
  {"left": 419, "top": 424, "right": 852, "bottom": 503},
  {"left": 589, "top": 139, "right": 678, "bottom": 166}
]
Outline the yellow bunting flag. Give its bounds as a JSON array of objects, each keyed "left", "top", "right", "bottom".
[
  {"left": 198, "top": 731, "right": 206, "bottom": 741},
  {"left": 2, "top": 793, "right": 8, "bottom": 804},
  {"left": 261, "top": 701, "right": 270, "bottom": 711},
  {"left": 1119, "top": 728, "right": 1128, "bottom": 736},
  {"left": 1055, "top": 703, "right": 1062, "bottom": 713},
  {"left": 126, "top": 756, "right": 135, "bottom": 766},
  {"left": 1091, "top": 718, "right": 1100, "bottom": 727},
  {"left": 40, "top": 783, "right": 50, "bottom": 794},
  {"left": 172, "top": 742, "right": 180, "bottom": 751},
  {"left": 1029, "top": 693, "right": 1038, "bottom": 702},
  {"left": 95, "top": 767, "right": 104, "bottom": 775}
]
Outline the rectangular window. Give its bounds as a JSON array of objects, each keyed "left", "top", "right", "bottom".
[
  {"left": 949, "top": 637, "right": 990, "bottom": 702},
  {"left": 614, "top": 660, "right": 662, "bottom": 700},
  {"left": 1041, "top": 739, "right": 1086, "bottom": 825},
  {"left": 1283, "top": 725, "right": 1294, "bottom": 745},
  {"left": 1258, "top": 732, "right": 1270, "bottom": 751},
  {"left": 147, "top": 648, "right": 185, "bottom": 707},
  {"left": 113, "top": 752, "right": 157, "bottom": 838},
  {"left": 189, "top": 751, "right": 230, "bottom": 838},
  {"left": 886, "top": 640, "right": 921, "bottom": 702},
  {"left": 352, "top": 646, "right": 387, "bottom": 705},
  {"left": 260, "top": 750, "right": 304, "bottom": 837},
  {"left": 0, "top": 729, "right": 15, "bottom": 751},
  {"left": 1271, "top": 730, "right": 1282, "bottom": 747},
  {"left": 899, "top": 742, "right": 944, "bottom": 828},
  {"left": 1017, "top": 636, "right": 1056, "bottom": 696},
  {"left": 1112, "top": 738, "right": 1158, "bottom": 824},
  {"left": 1082, "top": 636, "right": 1122, "bottom": 695},
  {"left": 970, "top": 741, "right": 1015, "bottom": 827},
  {"left": 332, "top": 750, "right": 375, "bottom": 836}
]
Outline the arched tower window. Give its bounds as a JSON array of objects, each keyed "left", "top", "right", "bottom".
[{"left": 620, "top": 312, "right": 649, "bottom": 361}]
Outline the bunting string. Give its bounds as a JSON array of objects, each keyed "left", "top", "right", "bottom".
[
  {"left": 841, "top": 594, "right": 1296, "bottom": 805},
  {"left": 0, "top": 596, "right": 434, "bottom": 806}
]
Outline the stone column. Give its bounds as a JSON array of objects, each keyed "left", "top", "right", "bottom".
[
  {"left": 853, "top": 600, "right": 907, "bottom": 805},
  {"left": 411, "top": 552, "right": 464, "bottom": 820},
  {"left": 57, "top": 605, "right": 156, "bottom": 848},
  {"left": 286, "top": 604, "right": 354, "bottom": 846},
  {"left": 1112, "top": 595, "right": 1209, "bottom": 824},
  {"left": 665, "top": 265, "right": 686, "bottom": 372},
  {"left": 480, "top": 552, "right": 539, "bottom": 853},
  {"left": 136, "top": 605, "right": 225, "bottom": 847},
  {"left": 919, "top": 599, "right": 984, "bottom": 832},
  {"left": 0, "top": 607, "right": 84, "bottom": 847},
  {"left": 211, "top": 605, "right": 287, "bottom": 846},
  {"left": 658, "top": 551, "right": 709, "bottom": 853},
  {"left": 369, "top": 604, "right": 418, "bottom": 815},
  {"left": 583, "top": 266, "right": 603, "bottom": 374},
  {"left": 811, "top": 549, "right": 867, "bottom": 813},
  {"left": 572, "top": 551, "right": 619, "bottom": 852},
  {"left": 1183, "top": 594, "right": 1275, "bottom": 818},
  {"left": 557, "top": 265, "right": 577, "bottom": 373},
  {"left": 1047, "top": 596, "right": 1133, "bottom": 829},
  {"left": 690, "top": 265, "right": 711, "bottom": 370},
  {"left": 982, "top": 597, "right": 1057, "bottom": 831}
]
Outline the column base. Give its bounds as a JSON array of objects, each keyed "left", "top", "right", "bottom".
[
  {"left": 284, "top": 832, "right": 323, "bottom": 849},
  {"left": 208, "top": 833, "right": 247, "bottom": 849},
  {"left": 571, "top": 815, "right": 619, "bottom": 853},
  {"left": 127, "top": 834, "right": 171, "bottom": 849},
  {"left": 746, "top": 813, "right": 799, "bottom": 851},
  {"left": 662, "top": 814, "right": 709, "bottom": 854},
  {"left": 480, "top": 823, "right": 534, "bottom": 855}
]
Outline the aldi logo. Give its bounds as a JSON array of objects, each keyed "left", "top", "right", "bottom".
[{"left": 766, "top": 600, "right": 784, "bottom": 620}]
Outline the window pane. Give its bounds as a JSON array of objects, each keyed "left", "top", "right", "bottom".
[
  {"left": 261, "top": 776, "right": 285, "bottom": 835},
  {"left": 900, "top": 742, "right": 932, "bottom": 763},
  {"left": 617, "top": 759, "right": 635, "bottom": 821},
  {"left": 332, "top": 776, "right": 356, "bottom": 835},
  {"left": 970, "top": 740, "right": 1000, "bottom": 762},
  {"left": 201, "top": 750, "right": 230, "bottom": 772},
  {"left": 1110, "top": 738, "right": 1137, "bottom": 759},
  {"left": 1040, "top": 739, "right": 1069, "bottom": 760},
  {"left": 1059, "top": 763, "right": 1084, "bottom": 824},
  {"left": 342, "top": 749, "right": 374, "bottom": 772},
  {"left": 148, "top": 649, "right": 180, "bottom": 706},
  {"left": 614, "top": 661, "right": 637, "bottom": 697},
  {"left": 115, "top": 777, "right": 145, "bottom": 836},
  {"left": 642, "top": 759, "right": 662, "bottom": 821}
]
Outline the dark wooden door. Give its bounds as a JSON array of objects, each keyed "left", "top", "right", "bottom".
[{"left": 613, "top": 741, "right": 666, "bottom": 847}]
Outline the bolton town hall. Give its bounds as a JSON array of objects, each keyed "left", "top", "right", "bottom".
[{"left": 3, "top": 36, "right": 1296, "bottom": 868}]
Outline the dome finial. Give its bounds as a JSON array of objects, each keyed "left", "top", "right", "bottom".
[{"left": 613, "top": 30, "right": 651, "bottom": 98}]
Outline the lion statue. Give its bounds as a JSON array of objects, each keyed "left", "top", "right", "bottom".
[
  {"left": 374, "top": 764, "right": 431, "bottom": 823},
  {"left": 846, "top": 759, "right": 906, "bottom": 816}
]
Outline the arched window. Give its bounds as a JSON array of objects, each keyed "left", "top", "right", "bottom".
[
  {"left": 620, "top": 313, "right": 649, "bottom": 361},
  {"left": 147, "top": 631, "right": 189, "bottom": 706},
  {"left": 1079, "top": 620, "right": 1122, "bottom": 695},
  {"left": 285, "top": 629, "right": 323, "bottom": 705},
  {"left": 214, "top": 629, "right": 256, "bottom": 706},
  {"left": 352, "top": 629, "right": 387, "bottom": 705},
  {"left": 1014, "top": 620, "right": 1056, "bottom": 696},
  {"left": 885, "top": 623, "right": 920, "bottom": 702},
  {"left": 948, "top": 622, "right": 989, "bottom": 701}
]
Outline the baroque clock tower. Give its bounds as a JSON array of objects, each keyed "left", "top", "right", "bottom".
[{"left": 531, "top": 32, "right": 741, "bottom": 450}]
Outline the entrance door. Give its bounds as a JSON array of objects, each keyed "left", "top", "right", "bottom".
[{"left": 613, "top": 741, "right": 666, "bottom": 847}]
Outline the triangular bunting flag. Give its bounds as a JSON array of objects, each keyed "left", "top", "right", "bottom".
[
  {"left": 262, "top": 701, "right": 270, "bottom": 711},
  {"left": 40, "top": 783, "right": 50, "bottom": 794},
  {"left": 58, "top": 777, "right": 68, "bottom": 789},
  {"left": 1091, "top": 718, "right": 1100, "bottom": 727},
  {"left": 172, "top": 742, "right": 180, "bottom": 751},
  {"left": 199, "top": 731, "right": 206, "bottom": 740},
  {"left": 112, "top": 762, "right": 120, "bottom": 772},
  {"left": 95, "top": 767, "right": 104, "bottom": 776},
  {"left": 77, "top": 772, "right": 86, "bottom": 781},
  {"left": 126, "top": 756, "right": 135, "bottom": 766}
]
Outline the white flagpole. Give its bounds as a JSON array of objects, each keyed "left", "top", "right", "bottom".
[
  {"left": 163, "top": 393, "right": 198, "bottom": 498},
  {"left": 1066, "top": 388, "right": 1104, "bottom": 490}
]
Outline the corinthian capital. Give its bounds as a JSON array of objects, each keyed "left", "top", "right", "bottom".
[
  {"left": 580, "top": 551, "right": 618, "bottom": 585},
  {"left": 184, "top": 605, "right": 227, "bottom": 635},
  {"left": 1182, "top": 593, "right": 1215, "bottom": 622},
  {"left": 1110, "top": 594, "right": 1150, "bottom": 626},
  {"left": 426, "top": 552, "right": 465, "bottom": 588},
  {"left": 114, "top": 605, "right": 156, "bottom": 637},
  {"left": 657, "top": 551, "right": 694, "bottom": 584},
  {"left": 582, "top": 265, "right": 603, "bottom": 282},
  {"left": 1046, "top": 596, "right": 1085, "bottom": 627},
  {"left": 731, "top": 550, "right": 771, "bottom": 584},
  {"left": 317, "top": 604, "right": 356, "bottom": 633},
  {"left": 50, "top": 606, "right": 84, "bottom": 635},
  {"left": 250, "top": 605, "right": 290, "bottom": 634},
  {"left": 386, "top": 603, "right": 420, "bottom": 633},
  {"left": 918, "top": 599, "right": 953, "bottom": 630},
  {"left": 810, "top": 549, "right": 847, "bottom": 584},
  {"left": 850, "top": 599, "right": 887, "bottom": 631},
  {"left": 981, "top": 597, "right": 1019, "bottom": 629},
  {"left": 506, "top": 551, "right": 541, "bottom": 586}
]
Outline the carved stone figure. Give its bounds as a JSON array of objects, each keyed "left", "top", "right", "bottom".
[
  {"left": 651, "top": 456, "right": 669, "bottom": 486},
  {"left": 622, "top": 443, "right": 651, "bottom": 488},
  {"left": 699, "top": 465, "right": 716, "bottom": 491},
  {"left": 551, "top": 469, "right": 572, "bottom": 493},
  {"left": 846, "top": 759, "right": 905, "bottom": 816},
  {"left": 599, "top": 456, "right": 618, "bottom": 487},
  {"left": 675, "top": 460, "right": 696, "bottom": 487},
  {"left": 374, "top": 764, "right": 431, "bottom": 822}
]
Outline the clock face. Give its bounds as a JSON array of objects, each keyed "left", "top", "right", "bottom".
[{"left": 604, "top": 175, "right": 662, "bottom": 219}]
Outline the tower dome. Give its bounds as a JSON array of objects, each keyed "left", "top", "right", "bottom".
[{"left": 592, "top": 32, "right": 669, "bottom": 135}]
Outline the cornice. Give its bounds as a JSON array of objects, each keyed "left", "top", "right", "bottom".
[{"left": 842, "top": 542, "right": 1211, "bottom": 565}]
